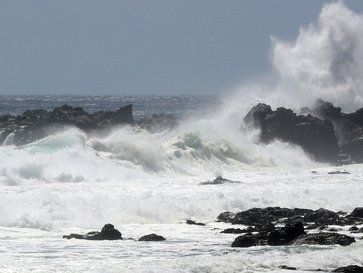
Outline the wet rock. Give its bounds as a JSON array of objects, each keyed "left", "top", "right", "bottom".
[
  {"left": 63, "top": 223, "right": 122, "bottom": 240},
  {"left": 186, "top": 220, "right": 206, "bottom": 226},
  {"left": 328, "top": 171, "right": 351, "bottom": 175},
  {"left": 0, "top": 104, "right": 134, "bottom": 145},
  {"left": 231, "top": 207, "right": 312, "bottom": 226},
  {"left": 244, "top": 102, "right": 339, "bottom": 162},
  {"left": 138, "top": 234, "right": 166, "bottom": 241},
  {"left": 267, "top": 222, "right": 305, "bottom": 246},
  {"left": 292, "top": 232, "right": 355, "bottom": 246},
  {"left": 200, "top": 176, "right": 240, "bottom": 185},
  {"left": 349, "top": 226, "right": 359, "bottom": 232},
  {"left": 304, "top": 208, "right": 340, "bottom": 225},
  {"left": 217, "top": 211, "right": 236, "bottom": 223},
  {"left": 332, "top": 265, "right": 363, "bottom": 273},
  {"left": 221, "top": 228, "right": 252, "bottom": 234},
  {"left": 312, "top": 99, "right": 363, "bottom": 163},
  {"left": 350, "top": 207, "right": 363, "bottom": 218},
  {"left": 231, "top": 233, "right": 265, "bottom": 248},
  {"left": 279, "top": 265, "right": 298, "bottom": 270}
]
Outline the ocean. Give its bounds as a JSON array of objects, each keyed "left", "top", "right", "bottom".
[{"left": 0, "top": 95, "right": 362, "bottom": 273}]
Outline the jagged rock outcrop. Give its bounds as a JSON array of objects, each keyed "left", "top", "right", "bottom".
[
  {"left": 311, "top": 99, "right": 363, "bottom": 163},
  {"left": 0, "top": 104, "right": 133, "bottom": 145},
  {"left": 244, "top": 103, "right": 339, "bottom": 162}
]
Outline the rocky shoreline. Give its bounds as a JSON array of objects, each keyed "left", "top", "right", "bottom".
[
  {"left": 63, "top": 206, "right": 363, "bottom": 272},
  {"left": 1, "top": 98, "right": 363, "bottom": 165}
]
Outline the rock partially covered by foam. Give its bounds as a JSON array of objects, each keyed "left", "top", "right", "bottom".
[
  {"left": 63, "top": 223, "right": 122, "bottom": 240},
  {"left": 0, "top": 104, "right": 133, "bottom": 146},
  {"left": 244, "top": 103, "right": 339, "bottom": 162}
]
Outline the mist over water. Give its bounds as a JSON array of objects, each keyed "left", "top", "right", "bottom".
[{"left": 228, "top": 1, "right": 363, "bottom": 112}]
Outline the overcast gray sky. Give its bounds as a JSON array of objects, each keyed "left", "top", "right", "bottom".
[{"left": 0, "top": 0, "right": 362, "bottom": 95}]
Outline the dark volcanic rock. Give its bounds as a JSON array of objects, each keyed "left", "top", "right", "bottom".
[
  {"left": 217, "top": 211, "right": 236, "bottom": 223},
  {"left": 221, "top": 228, "right": 252, "bottom": 234},
  {"left": 328, "top": 171, "right": 351, "bottom": 175},
  {"left": 231, "top": 207, "right": 312, "bottom": 226},
  {"left": 304, "top": 208, "right": 340, "bottom": 225},
  {"left": 231, "top": 233, "right": 265, "bottom": 248},
  {"left": 244, "top": 103, "right": 339, "bottom": 162},
  {"left": 200, "top": 176, "right": 240, "bottom": 185},
  {"left": 138, "top": 234, "right": 166, "bottom": 241},
  {"left": 350, "top": 207, "right": 363, "bottom": 218},
  {"left": 292, "top": 232, "right": 355, "bottom": 246},
  {"left": 312, "top": 99, "right": 363, "bottom": 163},
  {"left": 63, "top": 223, "right": 122, "bottom": 240},
  {"left": 0, "top": 104, "right": 133, "bottom": 146},
  {"left": 186, "top": 220, "right": 206, "bottom": 226},
  {"left": 332, "top": 265, "right": 363, "bottom": 273},
  {"left": 279, "top": 265, "right": 298, "bottom": 270},
  {"left": 267, "top": 222, "right": 305, "bottom": 246}
]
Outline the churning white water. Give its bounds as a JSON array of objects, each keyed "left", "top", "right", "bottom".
[{"left": 1, "top": 2, "right": 363, "bottom": 272}]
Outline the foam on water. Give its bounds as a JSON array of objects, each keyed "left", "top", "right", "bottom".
[{"left": 1, "top": 2, "right": 363, "bottom": 272}]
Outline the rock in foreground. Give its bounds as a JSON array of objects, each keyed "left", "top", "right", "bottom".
[{"left": 332, "top": 265, "right": 363, "bottom": 273}]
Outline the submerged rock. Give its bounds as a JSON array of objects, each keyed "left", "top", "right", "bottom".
[
  {"left": 279, "top": 265, "right": 298, "bottom": 270},
  {"left": 63, "top": 223, "right": 122, "bottom": 240},
  {"left": 332, "top": 265, "right": 363, "bottom": 273},
  {"left": 138, "top": 234, "right": 166, "bottom": 241},
  {"left": 328, "top": 171, "right": 351, "bottom": 175},
  {"left": 199, "top": 176, "right": 240, "bottom": 185}
]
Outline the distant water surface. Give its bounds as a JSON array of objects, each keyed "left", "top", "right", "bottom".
[{"left": 0, "top": 95, "right": 220, "bottom": 119}]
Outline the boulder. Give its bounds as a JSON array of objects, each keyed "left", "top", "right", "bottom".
[
  {"left": 138, "top": 234, "right": 166, "bottom": 241},
  {"left": 267, "top": 222, "right": 305, "bottom": 246},
  {"left": 186, "top": 220, "right": 206, "bottom": 226},
  {"left": 217, "top": 211, "right": 236, "bottom": 223},
  {"left": 63, "top": 223, "right": 122, "bottom": 240},
  {"left": 231, "top": 233, "right": 265, "bottom": 248},
  {"left": 349, "top": 207, "right": 363, "bottom": 218},
  {"left": 304, "top": 208, "right": 340, "bottom": 225},
  {"left": 291, "top": 232, "right": 355, "bottom": 246},
  {"left": 231, "top": 207, "right": 312, "bottom": 226}
]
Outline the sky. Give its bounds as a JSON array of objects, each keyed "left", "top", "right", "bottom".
[{"left": 0, "top": 0, "right": 363, "bottom": 95}]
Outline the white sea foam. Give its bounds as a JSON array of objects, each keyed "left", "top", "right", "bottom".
[{"left": 1, "top": 2, "right": 363, "bottom": 272}]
